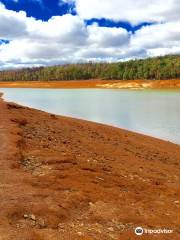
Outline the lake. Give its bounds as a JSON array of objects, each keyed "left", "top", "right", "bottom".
[{"left": 1, "top": 88, "right": 180, "bottom": 144}]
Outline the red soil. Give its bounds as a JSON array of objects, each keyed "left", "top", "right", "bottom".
[
  {"left": 0, "top": 79, "right": 180, "bottom": 89},
  {"left": 0, "top": 96, "right": 180, "bottom": 239}
]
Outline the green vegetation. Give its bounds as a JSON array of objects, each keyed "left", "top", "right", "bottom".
[{"left": 0, "top": 55, "right": 179, "bottom": 81}]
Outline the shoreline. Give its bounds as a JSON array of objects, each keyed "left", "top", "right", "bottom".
[
  {"left": 0, "top": 79, "right": 180, "bottom": 89},
  {"left": 1, "top": 91, "right": 179, "bottom": 146},
  {"left": 0, "top": 96, "right": 180, "bottom": 239}
]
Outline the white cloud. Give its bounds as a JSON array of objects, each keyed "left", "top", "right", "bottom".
[
  {"left": 130, "top": 21, "right": 180, "bottom": 58},
  {"left": 0, "top": 3, "right": 131, "bottom": 68},
  {"left": 0, "top": 3, "right": 27, "bottom": 39},
  {"left": 27, "top": 14, "right": 87, "bottom": 45},
  {"left": 73, "top": 0, "right": 180, "bottom": 25},
  {"left": 131, "top": 21, "right": 180, "bottom": 49},
  {"left": 0, "top": 1, "right": 180, "bottom": 69},
  {"left": 87, "top": 24, "right": 129, "bottom": 47}
]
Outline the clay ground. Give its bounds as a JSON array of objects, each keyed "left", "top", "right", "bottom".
[
  {"left": 0, "top": 79, "right": 180, "bottom": 89},
  {"left": 0, "top": 96, "right": 180, "bottom": 239}
]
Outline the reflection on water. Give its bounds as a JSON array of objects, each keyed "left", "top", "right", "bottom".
[{"left": 1, "top": 88, "right": 180, "bottom": 144}]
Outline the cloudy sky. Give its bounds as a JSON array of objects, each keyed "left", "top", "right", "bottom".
[{"left": 0, "top": 0, "right": 180, "bottom": 69}]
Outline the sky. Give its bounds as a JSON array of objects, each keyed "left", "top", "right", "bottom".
[{"left": 0, "top": 0, "right": 180, "bottom": 69}]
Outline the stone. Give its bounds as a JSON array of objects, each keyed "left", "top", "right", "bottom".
[
  {"left": 30, "top": 214, "right": 36, "bottom": 221},
  {"left": 77, "top": 232, "right": 83, "bottom": 236},
  {"left": 108, "top": 227, "right": 114, "bottom": 232},
  {"left": 38, "top": 218, "right": 46, "bottom": 228}
]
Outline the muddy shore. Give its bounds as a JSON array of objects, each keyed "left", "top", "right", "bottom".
[
  {"left": 0, "top": 79, "right": 180, "bottom": 89},
  {"left": 0, "top": 95, "right": 180, "bottom": 239}
]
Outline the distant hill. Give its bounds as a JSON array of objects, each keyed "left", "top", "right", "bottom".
[{"left": 0, "top": 55, "right": 180, "bottom": 81}]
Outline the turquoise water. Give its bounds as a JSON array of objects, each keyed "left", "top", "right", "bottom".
[{"left": 1, "top": 88, "right": 180, "bottom": 144}]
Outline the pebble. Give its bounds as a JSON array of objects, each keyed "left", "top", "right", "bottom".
[
  {"left": 30, "top": 214, "right": 36, "bottom": 221},
  {"left": 108, "top": 227, "right": 114, "bottom": 232},
  {"left": 96, "top": 177, "right": 104, "bottom": 181},
  {"left": 58, "top": 223, "right": 65, "bottom": 229},
  {"left": 23, "top": 213, "right": 36, "bottom": 222},
  {"left": 38, "top": 218, "right": 46, "bottom": 228},
  {"left": 89, "top": 202, "right": 93, "bottom": 207},
  {"left": 109, "top": 234, "right": 116, "bottom": 239},
  {"left": 77, "top": 232, "right": 83, "bottom": 236}
]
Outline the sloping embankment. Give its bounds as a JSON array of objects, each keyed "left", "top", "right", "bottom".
[{"left": 0, "top": 96, "right": 180, "bottom": 239}]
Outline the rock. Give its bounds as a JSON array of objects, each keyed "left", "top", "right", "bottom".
[
  {"left": 89, "top": 202, "right": 93, "bottom": 207},
  {"left": 37, "top": 218, "right": 46, "bottom": 228},
  {"left": 32, "top": 221, "right": 36, "bottom": 226},
  {"left": 108, "top": 227, "right": 114, "bottom": 232},
  {"left": 96, "top": 177, "right": 104, "bottom": 181},
  {"left": 50, "top": 114, "right": 57, "bottom": 119},
  {"left": 77, "top": 232, "right": 83, "bottom": 236},
  {"left": 109, "top": 234, "right": 116, "bottom": 239},
  {"left": 30, "top": 214, "right": 36, "bottom": 221},
  {"left": 48, "top": 136, "right": 52, "bottom": 141},
  {"left": 58, "top": 223, "right": 65, "bottom": 229},
  {"left": 116, "top": 224, "right": 125, "bottom": 231}
]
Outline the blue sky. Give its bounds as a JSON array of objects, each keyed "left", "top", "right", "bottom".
[
  {"left": 0, "top": 0, "right": 152, "bottom": 32},
  {"left": 0, "top": 0, "right": 179, "bottom": 69},
  {"left": 0, "top": 0, "right": 75, "bottom": 20}
]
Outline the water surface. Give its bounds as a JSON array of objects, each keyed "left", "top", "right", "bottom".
[{"left": 1, "top": 88, "right": 180, "bottom": 144}]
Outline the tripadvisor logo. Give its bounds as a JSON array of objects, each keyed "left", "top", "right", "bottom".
[
  {"left": 135, "top": 226, "right": 173, "bottom": 236},
  {"left": 135, "top": 227, "right": 144, "bottom": 236}
]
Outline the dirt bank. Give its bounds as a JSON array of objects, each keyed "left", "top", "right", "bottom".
[
  {"left": 0, "top": 79, "right": 180, "bottom": 89},
  {"left": 0, "top": 96, "right": 180, "bottom": 239}
]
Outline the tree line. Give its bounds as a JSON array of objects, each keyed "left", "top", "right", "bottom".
[{"left": 0, "top": 55, "right": 179, "bottom": 81}]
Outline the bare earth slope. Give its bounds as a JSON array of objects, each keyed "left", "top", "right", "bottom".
[
  {"left": 0, "top": 79, "right": 180, "bottom": 89},
  {"left": 0, "top": 96, "right": 180, "bottom": 239}
]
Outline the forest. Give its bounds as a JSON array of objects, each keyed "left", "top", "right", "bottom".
[{"left": 0, "top": 55, "right": 179, "bottom": 81}]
